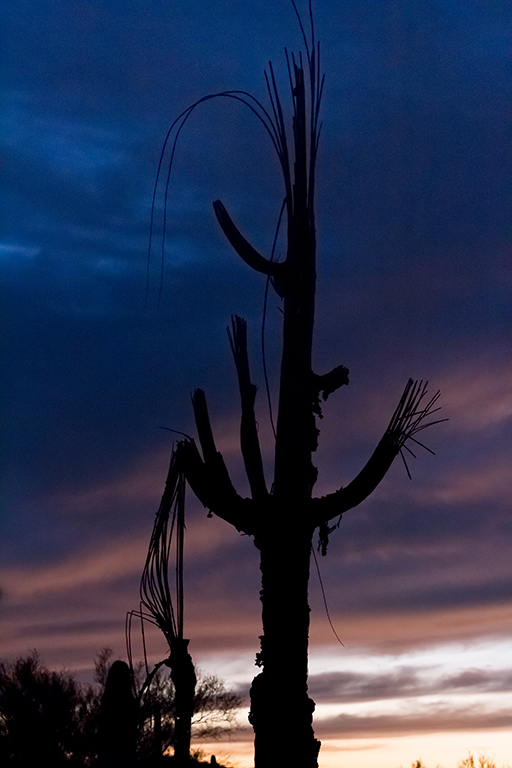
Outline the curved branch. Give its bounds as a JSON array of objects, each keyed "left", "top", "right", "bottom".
[
  {"left": 189, "top": 391, "right": 257, "bottom": 534},
  {"left": 180, "top": 439, "right": 255, "bottom": 535},
  {"left": 313, "top": 379, "right": 445, "bottom": 524},
  {"left": 312, "top": 438, "right": 398, "bottom": 523},
  {"left": 213, "top": 200, "right": 287, "bottom": 292}
]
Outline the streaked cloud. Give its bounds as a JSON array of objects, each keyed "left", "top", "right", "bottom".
[
  {"left": 308, "top": 666, "right": 512, "bottom": 704},
  {"left": 1, "top": 535, "right": 146, "bottom": 599},
  {"left": 315, "top": 705, "right": 512, "bottom": 739},
  {"left": 435, "top": 359, "right": 512, "bottom": 434}
]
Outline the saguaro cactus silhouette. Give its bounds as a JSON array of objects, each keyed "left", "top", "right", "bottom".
[
  {"left": 148, "top": 3, "right": 444, "bottom": 766},
  {"left": 97, "top": 660, "right": 137, "bottom": 767}
]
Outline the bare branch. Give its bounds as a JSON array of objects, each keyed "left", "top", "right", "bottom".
[
  {"left": 213, "top": 200, "right": 287, "bottom": 295},
  {"left": 188, "top": 394, "right": 256, "bottom": 534},
  {"left": 228, "top": 315, "right": 268, "bottom": 502},
  {"left": 313, "top": 379, "right": 445, "bottom": 523},
  {"left": 191, "top": 389, "right": 217, "bottom": 464}
]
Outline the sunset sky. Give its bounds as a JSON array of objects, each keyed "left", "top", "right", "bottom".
[{"left": 1, "top": 1, "right": 511, "bottom": 766}]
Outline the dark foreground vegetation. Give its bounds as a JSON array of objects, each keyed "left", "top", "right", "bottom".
[
  {"left": 404, "top": 758, "right": 511, "bottom": 768},
  {"left": 0, "top": 650, "right": 239, "bottom": 767}
]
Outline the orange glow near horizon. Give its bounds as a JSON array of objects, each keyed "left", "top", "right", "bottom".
[{"left": 196, "top": 731, "right": 512, "bottom": 768}]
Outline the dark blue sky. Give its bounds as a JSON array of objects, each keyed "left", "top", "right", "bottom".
[{"left": 1, "top": 1, "right": 511, "bottom": 763}]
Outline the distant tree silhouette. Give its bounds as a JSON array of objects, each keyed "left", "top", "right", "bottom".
[
  {"left": 133, "top": 663, "right": 242, "bottom": 762},
  {"left": 0, "top": 651, "right": 95, "bottom": 766},
  {"left": 457, "top": 754, "right": 505, "bottom": 768},
  {"left": 0, "top": 650, "right": 240, "bottom": 767},
  {"left": 148, "top": 2, "right": 444, "bottom": 766},
  {"left": 400, "top": 757, "right": 510, "bottom": 768}
]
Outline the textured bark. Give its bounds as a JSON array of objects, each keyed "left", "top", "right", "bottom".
[
  {"left": 249, "top": 525, "right": 320, "bottom": 768},
  {"left": 246, "top": 62, "right": 322, "bottom": 766},
  {"left": 169, "top": 639, "right": 196, "bottom": 766}
]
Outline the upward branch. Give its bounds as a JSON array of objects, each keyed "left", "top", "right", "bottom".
[
  {"left": 228, "top": 315, "right": 268, "bottom": 502},
  {"left": 212, "top": 201, "right": 287, "bottom": 296},
  {"left": 313, "top": 379, "right": 446, "bottom": 524},
  {"left": 184, "top": 395, "right": 257, "bottom": 535}
]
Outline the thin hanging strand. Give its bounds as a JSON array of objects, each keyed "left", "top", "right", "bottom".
[
  {"left": 261, "top": 197, "right": 287, "bottom": 441},
  {"left": 312, "top": 546, "right": 345, "bottom": 647},
  {"left": 147, "top": 90, "right": 288, "bottom": 309}
]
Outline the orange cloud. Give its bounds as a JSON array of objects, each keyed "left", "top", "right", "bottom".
[{"left": 1, "top": 535, "right": 147, "bottom": 599}]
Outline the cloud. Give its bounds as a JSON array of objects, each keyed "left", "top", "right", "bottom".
[
  {"left": 315, "top": 705, "right": 512, "bottom": 739},
  {"left": 0, "top": 469, "right": 246, "bottom": 601},
  {"left": 0, "top": 242, "right": 41, "bottom": 258},
  {"left": 308, "top": 602, "right": 512, "bottom": 655},
  {"left": 416, "top": 459, "right": 512, "bottom": 506},
  {"left": 308, "top": 666, "right": 512, "bottom": 705},
  {"left": 435, "top": 360, "right": 512, "bottom": 434},
  {"left": 49, "top": 448, "right": 173, "bottom": 516},
  {"left": 0, "top": 536, "right": 146, "bottom": 600}
]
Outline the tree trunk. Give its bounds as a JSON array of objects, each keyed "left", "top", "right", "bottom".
[
  {"left": 248, "top": 60, "right": 320, "bottom": 767},
  {"left": 250, "top": 521, "right": 320, "bottom": 768},
  {"left": 169, "top": 639, "right": 197, "bottom": 766}
]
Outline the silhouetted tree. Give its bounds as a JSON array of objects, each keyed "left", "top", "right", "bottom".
[
  {"left": 0, "top": 651, "right": 94, "bottom": 767},
  {"left": 0, "top": 651, "right": 240, "bottom": 767},
  {"left": 190, "top": 674, "right": 241, "bottom": 741},
  {"left": 133, "top": 664, "right": 242, "bottom": 762},
  {"left": 148, "top": 3, "right": 444, "bottom": 766},
  {"left": 457, "top": 754, "right": 504, "bottom": 768}
]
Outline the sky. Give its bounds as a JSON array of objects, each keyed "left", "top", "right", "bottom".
[{"left": 1, "top": 0, "right": 511, "bottom": 766}]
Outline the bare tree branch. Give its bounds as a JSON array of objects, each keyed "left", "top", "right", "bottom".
[
  {"left": 191, "top": 389, "right": 217, "bottom": 464},
  {"left": 313, "top": 379, "right": 446, "bottom": 524},
  {"left": 213, "top": 200, "right": 287, "bottom": 295},
  {"left": 228, "top": 315, "right": 268, "bottom": 502},
  {"left": 187, "top": 395, "right": 256, "bottom": 534}
]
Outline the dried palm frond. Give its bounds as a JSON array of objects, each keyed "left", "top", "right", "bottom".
[
  {"left": 125, "top": 607, "right": 161, "bottom": 686},
  {"left": 384, "top": 379, "right": 447, "bottom": 478},
  {"left": 140, "top": 446, "right": 186, "bottom": 648}
]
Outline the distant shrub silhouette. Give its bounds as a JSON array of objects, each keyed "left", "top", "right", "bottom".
[
  {"left": 0, "top": 651, "right": 240, "bottom": 767},
  {"left": 458, "top": 754, "right": 510, "bottom": 768},
  {"left": 400, "top": 756, "right": 511, "bottom": 768},
  {"left": 134, "top": 662, "right": 242, "bottom": 761},
  {"left": 0, "top": 651, "right": 96, "bottom": 766}
]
